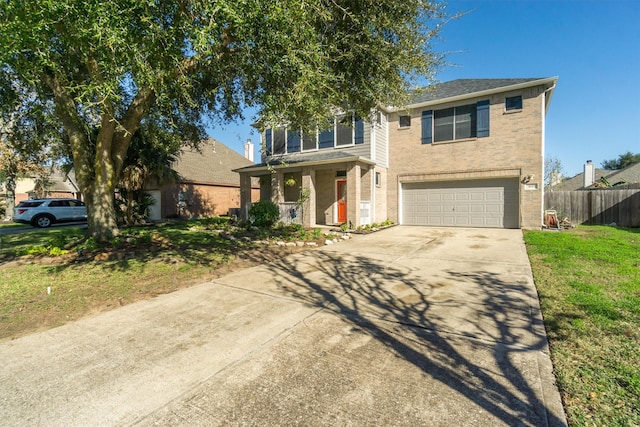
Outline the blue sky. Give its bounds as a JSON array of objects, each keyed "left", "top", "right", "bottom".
[{"left": 208, "top": 0, "right": 640, "bottom": 177}]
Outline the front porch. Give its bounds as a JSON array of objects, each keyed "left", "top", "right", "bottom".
[{"left": 236, "top": 153, "right": 380, "bottom": 229}]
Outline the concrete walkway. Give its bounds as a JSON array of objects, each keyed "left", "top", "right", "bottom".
[{"left": 0, "top": 226, "right": 566, "bottom": 426}]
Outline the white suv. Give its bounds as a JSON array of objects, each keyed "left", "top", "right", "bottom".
[{"left": 13, "top": 198, "right": 87, "bottom": 228}]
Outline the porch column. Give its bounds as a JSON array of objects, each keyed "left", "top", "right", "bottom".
[
  {"left": 301, "top": 167, "right": 316, "bottom": 228},
  {"left": 271, "top": 171, "right": 284, "bottom": 204},
  {"left": 347, "top": 162, "right": 361, "bottom": 227},
  {"left": 239, "top": 172, "right": 253, "bottom": 221}
]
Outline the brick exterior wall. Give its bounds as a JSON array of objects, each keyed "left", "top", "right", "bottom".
[
  {"left": 387, "top": 85, "right": 547, "bottom": 229},
  {"left": 162, "top": 183, "right": 259, "bottom": 218}
]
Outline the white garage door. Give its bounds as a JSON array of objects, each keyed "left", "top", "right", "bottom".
[{"left": 402, "top": 179, "right": 519, "bottom": 228}]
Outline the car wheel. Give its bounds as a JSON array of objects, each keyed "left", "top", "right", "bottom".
[{"left": 33, "top": 215, "right": 54, "bottom": 228}]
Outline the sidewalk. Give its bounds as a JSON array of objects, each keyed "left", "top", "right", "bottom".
[{"left": 0, "top": 226, "right": 566, "bottom": 426}]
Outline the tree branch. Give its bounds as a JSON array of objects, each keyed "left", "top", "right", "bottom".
[
  {"left": 112, "top": 85, "right": 156, "bottom": 178},
  {"left": 40, "top": 70, "right": 93, "bottom": 190}
]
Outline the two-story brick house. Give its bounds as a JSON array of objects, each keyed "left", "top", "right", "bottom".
[{"left": 236, "top": 77, "right": 557, "bottom": 229}]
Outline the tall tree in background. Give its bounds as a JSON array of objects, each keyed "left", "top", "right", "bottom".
[
  {"left": 601, "top": 151, "right": 640, "bottom": 170},
  {"left": 0, "top": 1, "right": 447, "bottom": 241},
  {"left": 544, "top": 156, "right": 563, "bottom": 191}
]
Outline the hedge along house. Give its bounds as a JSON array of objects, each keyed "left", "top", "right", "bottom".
[{"left": 236, "top": 77, "right": 558, "bottom": 229}]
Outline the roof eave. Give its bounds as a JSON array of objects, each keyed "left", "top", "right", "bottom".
[
  {"left": 382, "top": 77, "right": 559, "bottom": 112},
  {"left": 234, "top": 155, "right": 376, "bottom": 173}
]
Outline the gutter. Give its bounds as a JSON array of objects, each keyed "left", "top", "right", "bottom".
[
  {"left": 383, "top": 77, "right": 559, "bottom": 112},
  {"left": 233, "top": 155, "right": 376, "bottom": 174}
]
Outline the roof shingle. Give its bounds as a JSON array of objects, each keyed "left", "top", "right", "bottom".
[
  {"left": 410, "top": 78, "right": 548, "bottom": 104},
  {"left": 172, "top": 139, "right": 254, "bottom": 185}
]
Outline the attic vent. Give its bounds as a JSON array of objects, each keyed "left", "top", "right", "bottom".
[{"left": 336, "top": 171, "right": 347, "bottom": 177}]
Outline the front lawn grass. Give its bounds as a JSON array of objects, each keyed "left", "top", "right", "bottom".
[
  {"left": 0, "top": 219, "right": 322, "bottom": 340},
  {"left": 524, "top": 226, "right": 640, "bottom": 427}
]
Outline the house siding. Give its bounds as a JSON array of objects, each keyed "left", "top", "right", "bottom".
[
  {"left": 373, "top": 112, "right": 389, "bottom": 168},
  {"left": 387, "top": 84, "right": 546, "bottom": 229}
]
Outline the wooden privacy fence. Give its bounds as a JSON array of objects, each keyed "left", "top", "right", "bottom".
[{"left": 545, "top": 189, "right": 640, "bottom": 227}]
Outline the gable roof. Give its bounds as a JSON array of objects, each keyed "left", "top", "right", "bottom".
[
  {"left": 387, "top": 77, "right": 557, "bottom": 111},
  {"left": 172, "top": 138, "right": 254, "bottom": 185},
  {"left": 552, "top": 162, "right": 640, "bottom": 191},
  {"left": 552, "top": 168, "right": 612, "bottom": 191},
  {"left": 603, "top": 162, "right": 640, "bottom": 185},
  {"left": 3, "top": 167, "right": 80, "bottom": 195}
]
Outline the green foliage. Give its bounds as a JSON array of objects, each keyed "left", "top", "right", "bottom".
[
  {"left": 115, "top": 192, "right": 156, "bottom": 225},
  {"left": 80, "top": 237, "right": 99, "bottom": 252},
  {"left": 601, "top": 151, "right": 640, "bottom": 170},
  {"left": 312, "top": 228, "right": 322, "bottom": 240},
  {"left": 21, "top": 245, "right": 48, "bottom": 256},
  {"left": 0, "top": 0, "right": 448, "bottom": 240},
  {"left": 48, "top": 246, "right": 69, "bottom": 256},
  {"left": 200, "top": 217, "right": 231, "bottom": 228},
  {"left": 249, "top": 200, "right": 280, "bottom": 227}
]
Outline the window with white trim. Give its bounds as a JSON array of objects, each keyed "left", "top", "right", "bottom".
[
  {"left": 264, "top": 115, "right": 365, "bottom": 154},
  {"left": 505, "top": 96, "right": 522, "bottom": 111}
]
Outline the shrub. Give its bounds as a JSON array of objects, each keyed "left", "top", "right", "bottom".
[
  {"left": 249, "top": 200, "right": 280, "bottom": 227},
  {"left": 313, "top": 228, "right": 322, "bottom": 240},
  {"left": 48, "top": 246, "right": 69, "bottom": 256}
]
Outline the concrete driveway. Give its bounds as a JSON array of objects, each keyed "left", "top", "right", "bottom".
[{"left": 0, "top": 226, "right": 566, "bottom": 426}]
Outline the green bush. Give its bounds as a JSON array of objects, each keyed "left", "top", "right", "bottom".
[
  {"left": 48, "top": 246, "right": 69, "bottom": 256},
  {"left": 249, "top": 200, "right": 280, "bottom": 227},
  {"left": 21, "top": 245, "right": 48, "bottom": 256},
  {"left": 313, "top": 228, "right": 322, "bottom": 240}
]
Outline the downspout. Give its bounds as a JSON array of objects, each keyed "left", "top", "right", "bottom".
[
  {"left": 371, "top": 118, "right": 377, "bottom": 224},
  {"left": 540, "top": 83, "right": 556, "bottom": 226}
]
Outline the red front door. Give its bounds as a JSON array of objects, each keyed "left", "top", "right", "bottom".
[{"left": 337, "top": 180, "right": 347, "bottom": 223}]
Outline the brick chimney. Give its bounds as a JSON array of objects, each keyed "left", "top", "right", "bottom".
[{"left": 583, "top": 160, "right": 595, "bottom": 188}]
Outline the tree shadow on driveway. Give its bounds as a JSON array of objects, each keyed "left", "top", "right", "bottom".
[{"left": 258, "top": 249, "right": 566, "bottom": 427}]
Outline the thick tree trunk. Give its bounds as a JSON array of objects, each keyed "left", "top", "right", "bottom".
[
  {"left": 43, "top": 70, "right": 154, "bottom": 242},
  {"left": 84, "top": 181, "right": 120, "bottom": 241},
  {"left": 4, "top": 177, "right": 16, "bottom": 221}
]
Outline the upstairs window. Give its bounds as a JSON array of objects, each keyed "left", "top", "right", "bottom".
[
  {"left": 421, "top": 100, "right": 490, "bottom": 144},
  {"left": 399, "top": 114, "right": 411, "bottom": 128},
  {"left": 302, "top": 130, "right": 317, "bottom": 151},
  {"left": 318, "top": 121, "right": 335, "bottom": 149},
  {"left": 264, "top": 115, "right": 365, "bottom": 155},
  {"left": 287, "top": 130, "right": 301, "bottom": 153},
  {"left": 505, "top": 96, "right": 522, "bottom": 111},
  {"left": 273, "top": 128, "right": 286, "bottom": 155},
  {"left": 336, "top": 114, "right": 354, "bottom": 146}
]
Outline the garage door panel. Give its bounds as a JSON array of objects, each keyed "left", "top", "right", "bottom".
[{"left": 402, "top": 179, "right": 519, "bottom": 229}]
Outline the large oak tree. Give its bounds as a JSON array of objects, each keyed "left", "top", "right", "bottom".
[{"left": 0, "top": 0, "right": 446, "bottom": 240}]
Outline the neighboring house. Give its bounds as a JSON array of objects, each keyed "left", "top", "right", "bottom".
[
  {"left": 236, "top": 77, "right": 558, "bottom": 229},
  {"left": 150, "top": 139, "right": 259, "bottom": 220},
  {"left": 1, "top": 168, "right": 81, "bottom": 203},
  {"left": 552, "top": 161, "right": 640, "bottom": 191}
]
